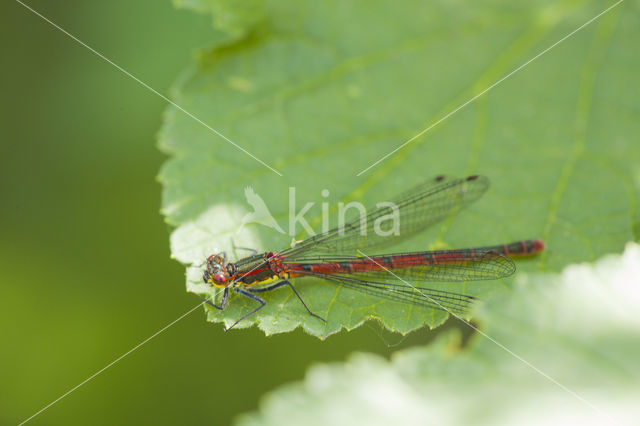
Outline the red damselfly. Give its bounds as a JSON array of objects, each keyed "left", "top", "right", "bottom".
[{"left": 201, "top": 175, "right": 544, "bottom": 330}]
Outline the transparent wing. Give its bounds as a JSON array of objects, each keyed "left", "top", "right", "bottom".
[
  {"left": 283, "top": 175, "right": 489, "bottom": 260},
  {"left": 294, "top": 271, "right": 477, "bottom": 314}
]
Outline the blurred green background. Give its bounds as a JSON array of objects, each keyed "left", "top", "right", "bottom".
[{"left": 0, "top": 2, "right": 460, "bottom": 424}]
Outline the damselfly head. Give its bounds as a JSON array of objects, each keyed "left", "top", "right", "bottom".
[{"left": 203, "top": 254, "right": 231, "bottom": 288}]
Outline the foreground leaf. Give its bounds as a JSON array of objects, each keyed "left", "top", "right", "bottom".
[
  {"left": 158, "top": 0, "right": 639, "bottom": 336},
  {"left": 237, "top": 243, "right": 640, "bottom": 426}
]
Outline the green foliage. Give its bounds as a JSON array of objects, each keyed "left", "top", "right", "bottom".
[
  {"left": 158, "top": 0, "right": 639, "bottom": 336},
  {"left": 237, "top": 244, "right": 640, "bottom": 425},
  {"left": 173, "top": 0, "right": 264, "bottom": 39}
]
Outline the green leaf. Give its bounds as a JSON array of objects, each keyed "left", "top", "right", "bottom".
[
  {"left": 236, "top": 243, "right": 640, "bottom": 425},
  {"left": 158, "top": 0, "right": 639, "bottom": 337},
  {"left": 172, "top": 0, "right": 265, "bottom": 39}
]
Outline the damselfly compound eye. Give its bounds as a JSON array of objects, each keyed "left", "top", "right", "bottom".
[{"left": 212, "top": 273, "right": 229, "bottom": 286}]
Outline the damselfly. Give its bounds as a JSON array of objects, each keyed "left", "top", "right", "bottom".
[{"left": 201, "top": 175, "right": 544, "bottom": 330}]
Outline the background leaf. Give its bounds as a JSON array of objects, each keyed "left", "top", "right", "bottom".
[
  {"left": 173, "top": 0, "right": 265, "bottom": 39},
  {"left": 236, "top": 243, "right": 640, "bottom": 426},
  {"left": 158, "top": 0, "right": 640, "bottom": 336}
]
